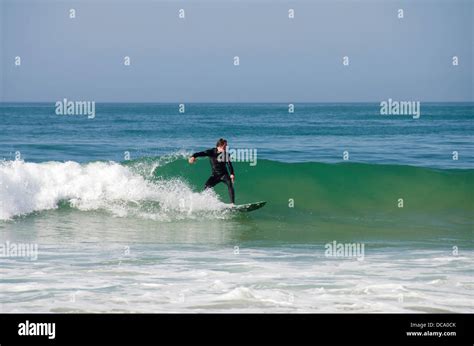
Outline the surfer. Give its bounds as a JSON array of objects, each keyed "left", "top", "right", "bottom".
[{"left": 188, "top": 138, "right": 235, "bottom": 204}]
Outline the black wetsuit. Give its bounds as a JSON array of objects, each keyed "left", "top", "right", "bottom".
[{"left": 192, "top": 148, "right": 235, "bottom": 203}]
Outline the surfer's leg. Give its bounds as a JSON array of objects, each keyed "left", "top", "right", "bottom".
[
  {"left": 221, "top": 175, "right": 235, "bottom": 204},
  {"left": 204, "top": 175, "right": 220, "bottom": 190}
]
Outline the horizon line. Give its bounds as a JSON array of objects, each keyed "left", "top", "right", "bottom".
[{"left": 1, "top": 101, "right": 473, "bottom": 104}]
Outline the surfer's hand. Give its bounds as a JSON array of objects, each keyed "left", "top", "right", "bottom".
[
  {"left": 230, "top": 174, "right": 235, "bottom": 184},
  {"left": 188, "top": 157, "right": 196, "bottom": 164}
]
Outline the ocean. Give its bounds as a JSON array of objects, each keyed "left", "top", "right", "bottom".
[{"left": 0, "top": 102, "right": 473, "bottom": 312}]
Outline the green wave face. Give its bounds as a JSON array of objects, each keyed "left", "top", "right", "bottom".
[{"left": 148, "top": 158, "right": 473, "bottom": 244}]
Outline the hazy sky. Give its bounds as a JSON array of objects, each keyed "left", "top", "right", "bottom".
[{"left": 1, "top": 0, "right": 472, "bottom": 102}]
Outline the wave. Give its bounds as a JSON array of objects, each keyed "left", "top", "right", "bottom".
[
  {"left": 154, "top": 156, "right": 473, "bottom": 215},
  {"left": 1, "top": 155, "right": 473, "bottom": 226},
  {"left": 0, "top": 158, "right": 227, "bottom": 221}
]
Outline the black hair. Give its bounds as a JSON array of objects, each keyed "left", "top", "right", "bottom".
[{"left": 216, "top": 138, "right": 227, "bottom": 147}]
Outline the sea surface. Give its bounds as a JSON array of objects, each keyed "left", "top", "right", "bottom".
[{"left": 0, "top": 103, "right": 473, "bottom": 312}]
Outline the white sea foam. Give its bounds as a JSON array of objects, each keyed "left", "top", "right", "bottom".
[
  {"left": 1, "top": 245, "right": 472, "bottom": 313},
  {"left": 0, "top": 160, "right": 226, "bottom": 221}
]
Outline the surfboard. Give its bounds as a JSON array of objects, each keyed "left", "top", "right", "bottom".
[{"left": 228, "top": 201, "right": 266, "bottom": 212}]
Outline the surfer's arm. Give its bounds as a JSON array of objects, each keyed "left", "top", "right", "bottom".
[
  {"left": 191, "top": 149, "right": 213, "bottom": 158},
  {"left": 189, "top": 149, "right": 213, "bottom": 164},
  {"left": 227, "top": 160, "right": 234, "bottom": 176},
  {"left": 227, "top": 159, "right": 235, "bottom": 183}
]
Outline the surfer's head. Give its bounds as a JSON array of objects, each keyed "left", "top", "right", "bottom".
[{"left": 216, "top": 138, "right": 227, "bottom": 152}]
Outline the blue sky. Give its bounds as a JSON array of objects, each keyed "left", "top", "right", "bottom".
[{"left": 1, "top": 0, "right": 472, "bottom": 102}]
